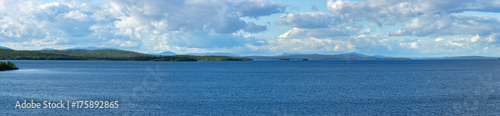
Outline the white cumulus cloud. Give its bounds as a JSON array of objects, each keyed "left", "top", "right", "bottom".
[{"left": 276, "top": 12, "right": 338, "bottom": 28}]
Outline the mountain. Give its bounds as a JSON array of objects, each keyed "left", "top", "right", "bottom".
[
  {"left": 371, "top": 55, "right": 393, "bottom": 58},
  {"left": 336, "top": 52, "right": 369, "bottom": 57},
  {"left": 0, "top": 46, "right": 12, "bottom": 50},
  {"left": 245, "top": 53, "right": 409, "bottom": 60},
  {"left": 150, "top": 51, "right": 177, "bottom": 56},
  {"left": 279, "top": 53, "right": 320, "bottom": 56},
  {"left": 186, "top": 52, "right": 240, "bottom": 57},
  {"left": 433, "top": 56, "right": 499, "bottom": 59},
  {"left": 65, "top": 47, "right": 116, "bottom": 50},
  {"left": 39, "top": 48, "right": 58, "bottom": 50}
]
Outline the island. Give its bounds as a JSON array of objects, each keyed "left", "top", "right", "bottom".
[
  {"left": 279, "top": 58, "right": 290, "bottom": 61},
  {"left": 0, "top": 61, "right": 18, "bottom": 71},
  {"left": 302, "top": 59, "right": 309, "bottom": 61}
]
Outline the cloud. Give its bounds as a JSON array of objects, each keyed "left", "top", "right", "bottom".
[
  {"left": 435, "top": 37, "right": 444, "bottom": 41},
  {"left": 266, "top": 37, "right": 356, "bottom": 53},
  {"left": 327, "top": 0, "right": 500, "bottom": 26},
  {"left": 272, "top": 25, "right": 391, "bottom": 54},
  {"left": 276, "top": 12, "right": 338, "bottom": 28},
  {"left": 1, "top": 0, "right": 499, "bottom": 56},
  {"left": 325, "top": 0, "right": 500, "bottom": 56},
  {"left": 388, "top": 34, "right": 500, "bottom": 55},
  {"left": 311, "top": 5, "right": 319, "bottom": 11},
  {"left": 0, "top": 0, "right": 287, "bottom": 53},
  {"left": 120, "top": 41, "right": 139, "bottom": 47},
  {"left": 244, "top": 22, "right": 267, "bottom": 33},
  {"left": 486, "top": 33, "right": 500, "bottom": 43},
  {"left": 61, "top": 10, "right": 90, "bottom": 22},
  {"left": 0, "top": 1, "right": 96, "bottom": 42},
  {"left": 278, "top": 27, "right": 354, "bottom": 39},
  {"left": 399, "top": 41, "right": 420, "bottom": 49},
  {"left": 389, "top": 14, "right": 500, "bottom": 37},
  {"left": 270, "top": 0, "right": 500, "bottom": 56},
  {"left": 106, "top": 0, "right": 286, "bottom": 34},
  {"left": 232, "top": 0, "right": 288, "bottom": 18},
  {"left": 326, "top": 0, "right": 415, "bottom": 25},
  {"left": 261, "top": 32, "right": 409, "bottom": 55}
]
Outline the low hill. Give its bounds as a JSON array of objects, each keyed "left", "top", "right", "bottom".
[
  {"left": 0, "top": 49, "right": 85, "bottom": 60},
  {"left": 40, "top": 49, "right": 154, "bottom": 59}
]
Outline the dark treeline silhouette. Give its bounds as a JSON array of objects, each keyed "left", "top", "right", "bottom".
[
  {"left": 278, "top": 58, "right": 290, "bottom": 61},
  {"left": 0, "top": 49, "right": 252, "bottom": 61},
  {"left": 0, "top": 61, "right": 18, "bottom": 71}
]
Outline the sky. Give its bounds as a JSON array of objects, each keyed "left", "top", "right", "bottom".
[{"left": 1, "top": 0, "right": 500, "bottom": 57}]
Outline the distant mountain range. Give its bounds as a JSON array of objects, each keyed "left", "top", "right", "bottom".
[
  {"left": 0, "top": 46, "right": 12, "bottom": 50},
  {"left": 65, "top": 47, "right": 117, "bottom": 50},
  {"left": 149, "top": 51, "right": 177, "bottom": 56},
  {"left": 186, "top": 53, "right": 240, "bottom": 57},
  {"left": 1, "top": 46, "right": 499, "bottom": 60},
  {"left": 337, "top": 52, "right": 370, "bottom": 57},
  {"left": 39, "top": 48, "right": 58, "bottom": 50},
  {"left": 246, "top": 53, "right": 500, "bottom": 60},
  {"left": 148, "top": 52, "right": 239, "bottom": 57},
  {"left": 431, "top": 56, "right": 499, "bottom": 59},
  {"left": 244, "top": 52, "right": 409, "bottom": 60}
]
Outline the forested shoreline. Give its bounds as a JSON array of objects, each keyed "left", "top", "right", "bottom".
[{"left": 0, "top": 49, "right": 253, "bottom": 61}]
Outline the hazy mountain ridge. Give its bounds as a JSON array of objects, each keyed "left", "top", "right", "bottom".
[
  {"left": 149, "top": 52, "right": 240, "bottom": 57},
  {"left": 65, "top": 47, "right": 118, "bottom": 50},
  {"left": 0, "top": 46, "right": 12, "bottom": 50},
  {"left": 431, "top": 56, "right": 499, "bottom": 59},
  {"left": 245, "top": 52, "right": 409, "bottom": 60},
  {"left": 150, "top": 51, "right": 177, "bottom": 56},
  {"left": 186, "top": 53, "right": 240, "bottom": 57},
  {"left": 39, "top": 48, "right": 58, "bottom": 50},
  {"left": 2, "top": 47, "right": 499, "bottom": 60}
]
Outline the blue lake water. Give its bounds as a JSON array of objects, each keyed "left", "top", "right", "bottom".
[{"left": 1, "top": 60, "right": 500, "bottom": 115}]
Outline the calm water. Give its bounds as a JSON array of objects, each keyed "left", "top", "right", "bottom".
[{"left": 1, "top": 60, "right": 500, "bottom": 115}]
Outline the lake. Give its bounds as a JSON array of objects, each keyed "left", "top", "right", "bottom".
[{"left": 1, "top": 60, "right": 499, "bottom": 115}]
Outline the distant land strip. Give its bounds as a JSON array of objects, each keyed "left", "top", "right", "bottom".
[
  {"left": 3, "top": 48, "right": 497, "bottom": 61},
  {"left": 0, "top": 49, "right": 252, "bottom": 61}
]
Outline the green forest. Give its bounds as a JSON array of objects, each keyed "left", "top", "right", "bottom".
[
  {"left": 0, "top": 61, "right": 18, "bottom": 71},
  {"left": 0, "top": 49, "right": 252, "bottom": 61}
]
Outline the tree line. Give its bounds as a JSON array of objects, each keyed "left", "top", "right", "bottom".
[{"left": 0, "top": 61, "right": 18, "bottom": 71}]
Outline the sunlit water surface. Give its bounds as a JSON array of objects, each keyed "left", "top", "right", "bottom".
[{"left": 1, "top": 60, "right": 499, "bottom": 115}]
